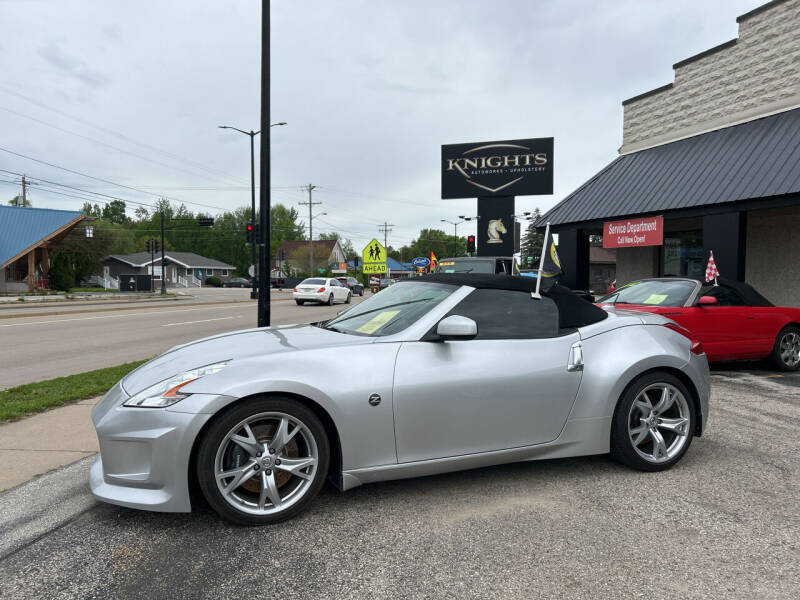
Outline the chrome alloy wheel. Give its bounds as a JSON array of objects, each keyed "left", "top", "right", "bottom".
[
  {"left": 214, "top": 412, "right": 318, "bottom": 516},
  {"left": 627, "top": 383, "right": 690, "bottom": 464},
  {"left": 779, "top": 331, "right": 800, "bottom": 368}
]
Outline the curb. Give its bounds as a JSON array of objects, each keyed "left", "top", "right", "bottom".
[{"left": 0, "top": 296, "right": 295, "bottom": 320}]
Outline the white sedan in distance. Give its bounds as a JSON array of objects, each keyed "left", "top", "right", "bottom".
[{"left": 293, "top": 277, "right": 352, "bottom": 305}]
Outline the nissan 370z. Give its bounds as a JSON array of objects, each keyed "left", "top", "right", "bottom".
[{"left": 90, "top": 274, "right": 710, "bottom": 525}]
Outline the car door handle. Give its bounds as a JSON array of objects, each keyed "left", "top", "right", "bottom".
[{"left": 567, "top": 342, "right": 583, "bottom": 372}]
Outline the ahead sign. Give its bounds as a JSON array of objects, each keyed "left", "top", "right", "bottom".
[{"left": 362, "top": 239, "right": 388, "bottom": 274}]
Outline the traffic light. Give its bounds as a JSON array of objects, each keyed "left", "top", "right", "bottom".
[
  {"left": 466, "top": 235, "right": 476, "bottom": 253},
  {"left": 145, "top": 238, "right": 159, "bottom": 253},
  {"left": 246, "top": 224, "right": 254, "bottom": 243}
]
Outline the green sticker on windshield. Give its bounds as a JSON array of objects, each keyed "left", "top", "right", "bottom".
[
  {"left": 643, "top": 294, "right": 668, "bottom": 305},
  {"left": 355, "top": 310, "right": 401, "bottom": 334}
]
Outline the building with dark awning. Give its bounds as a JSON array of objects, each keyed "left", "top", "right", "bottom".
[{"left": 539, "top": 0, "right": 800, "bottom": 306}]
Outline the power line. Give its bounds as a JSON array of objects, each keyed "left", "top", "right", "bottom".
[
  {"left": 0, "top": 148, "right": 231, "bottom": 213},
  {"left": 0, "top": 105, "right": 244, "bottom": 187},
  {"left": 0, "top": 84, "right": 247, "bottom": 185}
]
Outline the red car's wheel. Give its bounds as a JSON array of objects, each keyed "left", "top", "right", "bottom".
[{"left": 772, "top": 326, "right": 800, "bottom": 371}]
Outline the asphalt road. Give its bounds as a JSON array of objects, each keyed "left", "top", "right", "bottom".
[
  {"left": 0, "top": 290, "right": 367, "bottom": 389},
  {"left": 0, "top": 368, "right": 798, "bottom": 599}
]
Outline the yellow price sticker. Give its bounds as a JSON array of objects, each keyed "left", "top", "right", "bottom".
[
  {"left": 439, "top": 261, "right": 455, "bottom": 266},
  {"left": 355, "top": 310, "right": 400, "bottom": 334},
  {"left": 643, "top": 294, "right": 668, "bottom": 305}
]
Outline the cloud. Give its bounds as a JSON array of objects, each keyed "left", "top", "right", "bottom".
[{"left": 37, "top": 41, "right": 109, "bottom": 88}]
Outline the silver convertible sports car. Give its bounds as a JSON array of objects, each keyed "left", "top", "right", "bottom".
[{"left": 91, "top": 274, "right": 710, "bottom": 525}]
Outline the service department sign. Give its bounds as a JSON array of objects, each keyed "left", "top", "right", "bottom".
[{"left": 441, "top": 137, "right": 553, "bottom": 199}]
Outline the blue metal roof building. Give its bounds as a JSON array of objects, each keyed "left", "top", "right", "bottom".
[{"left": 0, "top": 205, "right": 84, "bottom": 292}]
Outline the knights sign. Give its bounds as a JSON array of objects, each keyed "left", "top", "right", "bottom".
[{"left": 362, "top": 239, "right": 387, "bottom": 274}]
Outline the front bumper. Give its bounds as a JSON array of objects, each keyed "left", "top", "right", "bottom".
[
  {"left": 687, "top": 352, "right": 711, "bottom": 434},
  {"left": 90, "top": 383, "right": 222, "bottom": 512}
]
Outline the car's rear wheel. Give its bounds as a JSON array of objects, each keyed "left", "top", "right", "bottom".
[
  {"left": 197, "top": 397, "right": 329, "bottom": 525},
  {"left": 295, "top": 300, "right": 304, "bottom": 305},
  {"left": 610, "top": 371, "right": 695, "bottom": 472},
  {"left": 327, "top": 294, "right": 334, "bottom": 306},
  {"left": 772, "top": 326, "right": 800, "bottom": 371}
]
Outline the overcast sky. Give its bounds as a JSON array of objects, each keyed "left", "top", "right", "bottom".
[{"left": 0, "top": 0, "right": 764, "bottom": 250}]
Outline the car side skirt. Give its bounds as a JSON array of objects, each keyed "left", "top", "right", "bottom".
[{"left": 340, "top": 416, "right": 611, "bottom": 491}]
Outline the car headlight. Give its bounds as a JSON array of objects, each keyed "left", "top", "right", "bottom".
[{"left": 123, "top": 361, "right": 229, "bottom": 408}]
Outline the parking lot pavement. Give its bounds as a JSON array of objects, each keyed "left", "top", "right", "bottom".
[{"left": 1, "top": 370, "right": 798, "bottom": 599}]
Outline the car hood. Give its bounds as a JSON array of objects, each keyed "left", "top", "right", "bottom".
[{"left": 121, "top": 323, "right": 372, "bottom": 396}]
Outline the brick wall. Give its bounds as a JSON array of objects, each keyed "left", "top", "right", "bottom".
[{"left": 621, "top": 0, "right": 800, "bottom": 153}]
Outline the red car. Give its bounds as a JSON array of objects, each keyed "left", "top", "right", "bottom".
[{"left": 596, "top": 278, "right": 800, "bottom": 370}]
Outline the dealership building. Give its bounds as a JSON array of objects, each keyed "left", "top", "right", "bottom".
[{"left": 540, "top": 0, "right": 800, "bottom": 306}]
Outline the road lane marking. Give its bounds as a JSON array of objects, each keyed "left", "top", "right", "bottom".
[
  {"left": 162, "top": 316, "right": 241, "bottom": 327},
  {"left": 0, "top": 305, "right": 245, "bottom": 327}
]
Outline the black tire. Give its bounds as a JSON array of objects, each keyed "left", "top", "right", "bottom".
[
  {"left": 771, "top": 326, "right": 800, "bottom": 371},
  {"left": 222, "top": 283, "right": 228, "bottom": 288},
  {"left": 345, "top": 292, "right": 352, "bottom": 304},
  {"left": 610, "top": 371, "right": 695, "bottom": 472},
  {"left": 327, "top": 294, "right": 334, "bottom": 306},
  {"left": 295, "top": 300, "right": 304, "bottom": 306},
  {"left": 359, "top": 288, "right": 364, "bottom": 296},
  {"left": 196, "top": 397, "right": 330, "bottom": 525}
]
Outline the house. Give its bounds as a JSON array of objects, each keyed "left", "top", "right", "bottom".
[
  {"left": 274, "top": 239, "right": 346, "bottom": 276},
  {"left": 104, "top": 252, "right": 235, "bottom": 288},
  {"left": 0, "top": 205, "right": 85, "bottom": 292}
]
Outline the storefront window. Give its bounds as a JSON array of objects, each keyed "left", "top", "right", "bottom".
[{"left": 661, "top": 230, "right": 703, "bottom": 279}]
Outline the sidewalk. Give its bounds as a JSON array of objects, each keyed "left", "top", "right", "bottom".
[{"left": 0, "top": 398, "right": 100, "bottom": 491}]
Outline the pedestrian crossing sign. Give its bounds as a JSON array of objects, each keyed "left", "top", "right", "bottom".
[{"left": 362, "top": 239, "right": 388, "bottom": 274}]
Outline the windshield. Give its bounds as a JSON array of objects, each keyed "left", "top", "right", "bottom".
[
  {"left": 322, "top": 282, "right": 455, "bottom": 336},
  {"left": 436, "top": 259, "right": 494, "bottom": 274},
  {"left": 300, "top": 278, "right": 326, "bottom": 285},
  {"left": 597, "top": 280, "right": 696, "bottom": 307}
]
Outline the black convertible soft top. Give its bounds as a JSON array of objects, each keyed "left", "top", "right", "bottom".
[
  {"left": 400, "top": 274, "right": 608, "bottom": 329},
  {"left": 706, "top": 277, "right": 774, "bottom": 307}
]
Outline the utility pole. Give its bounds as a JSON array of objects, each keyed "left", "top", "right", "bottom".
[
  {"left": 378, "top": 221, "right": 395, "bottom": 250},
  {"left": 299, "top": 184, "right": 321, "bottom": 276},
  {"left": 160, "top": 206, "right": 167, "bottom": 295},
  {"left": 21, "top": 175, "right": 27, "bottom": 206}
]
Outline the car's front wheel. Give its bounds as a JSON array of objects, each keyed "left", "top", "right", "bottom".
[
  {"left": 772, "top": 326, "right": 800, "bottom": 371},
  {"left": 327, "top": 294, "right": 334, "bottom": 306},
  {"left": 295, "top": 300, "right": 304, "bottom": 306},
  {"left": 610, "top": 371, "right": 695, "bottom": 472},
  {"left": 197, "top": 397, "right": 329, "bottom": 525},
  {"left": 345, "top": 292, "right": 351, "bottom": 304}
]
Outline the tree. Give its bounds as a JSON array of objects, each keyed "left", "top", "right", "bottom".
[
  {"left": 319, "top": 232, "right": 357, "bottom": 260},
  {"left": 270, "top": 204, "right": 306, "bottom": 259},
  {"left": 101, "top": 200, "right": 127, "bottom": 224},
  {"left": 405, "top": 228, "right": 463, "bottom": 259},
  {"left": 81, "top": 202, "right": 102, "bottom": 217},
  {"left": 9, "top": 195, "right": 31, "bottom": 207},
  {"left": 520, "top": 208, "right": 544, "bottom": 268},
  {"left": 52, "top": 220, "right": 117, "bottom": 286},
  {"left": 48, "top": 253, "right": 73, "bottom": 292}
]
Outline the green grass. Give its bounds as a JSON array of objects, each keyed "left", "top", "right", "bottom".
[
  {"left": 0, "top": 359, "right": 149, "bottom": 422},
  {"left": 70, "top": 287, "right": 117, "bottom": 293}
]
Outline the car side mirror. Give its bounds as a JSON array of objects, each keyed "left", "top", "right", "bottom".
[
  {"left": 436, "top": 315, "right": 478, "bottom": 341},
  {"left": 698, "top": 295, "right": 718, "bottom": 306}
]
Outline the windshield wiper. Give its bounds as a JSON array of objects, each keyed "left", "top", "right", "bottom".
[{"left": 326, "top": 298, "right": 435, "bottom": 326}]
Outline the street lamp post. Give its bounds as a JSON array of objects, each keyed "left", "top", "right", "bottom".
[
  {"left": 219, "top": 122, "right": 286, "bottom": 299},
  {"left": 440, "top": 218, "right": 465, "bottom": 256}
]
